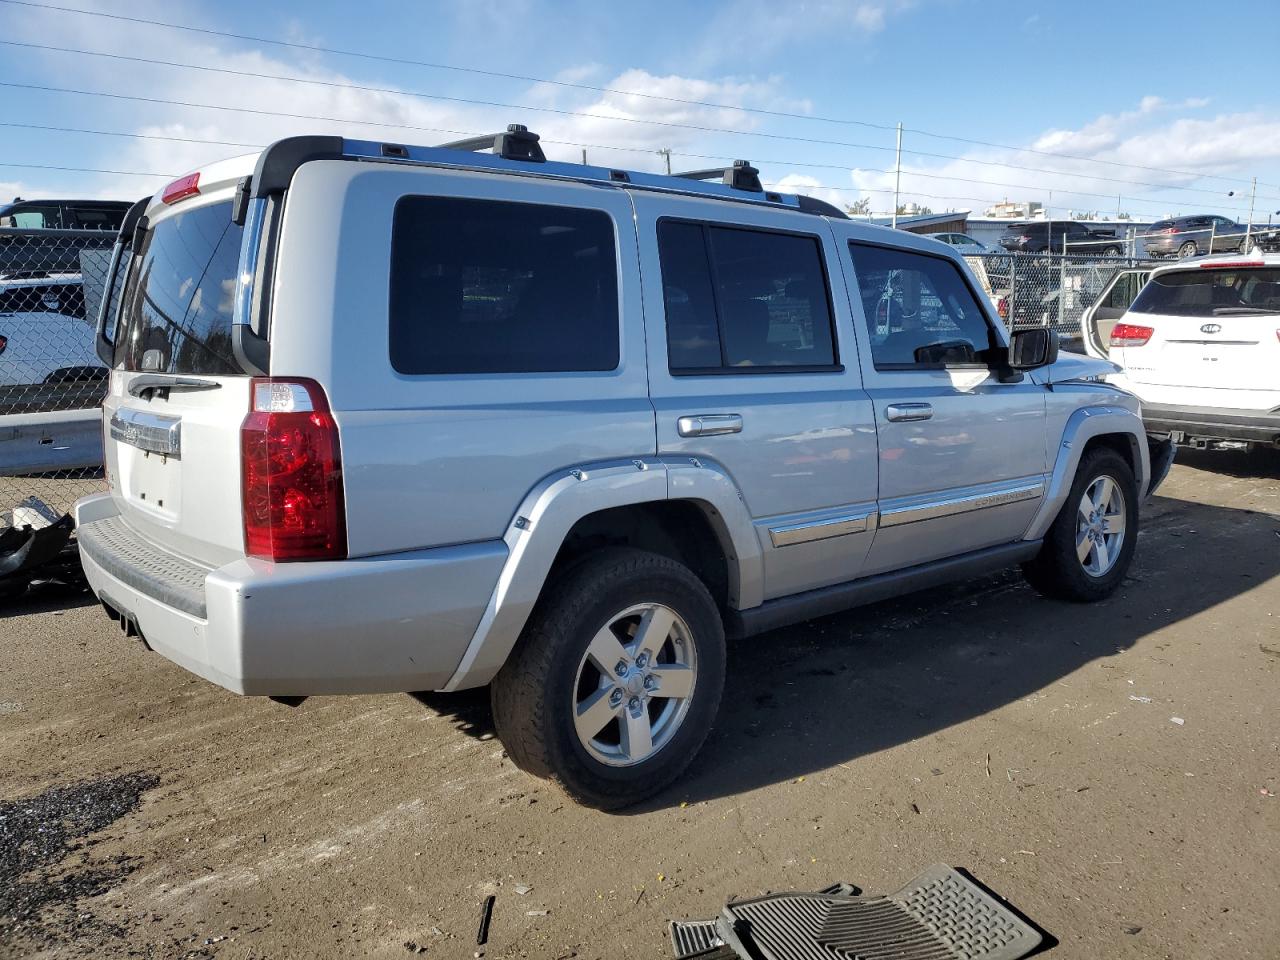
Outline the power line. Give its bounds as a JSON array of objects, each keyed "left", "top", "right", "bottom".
[
  {"left": 0, "top": 160, "right": 172, "bottom": 176},
  {"left": 0, "top": 120, "right": 260, "bottom": 148},
  {"left": 2, "top": 0, "right": 1273, "bottom": 191},
  {"left": 7, "top": 38, "right": 1278, "bottom": 209}
]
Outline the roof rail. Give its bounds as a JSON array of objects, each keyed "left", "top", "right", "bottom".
[
  {"left": 437, "top": 123, "right": 546, "bottom": 163},
  {"left": 673, "top": 160, "right": 762, "bottom": 193}
]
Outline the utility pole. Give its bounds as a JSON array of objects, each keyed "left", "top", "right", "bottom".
[
  {"left": 891, "top": 122, "right": 903, "bottom": 228},
  {"left": 582, "top": 148, "right": 588, "bottom": 166},
  {"left": 1246, "top": 176, "right": 1257, "bottom": 249},
  {"left": 657, "top": 148, "right": 672, "bottom": 175}
]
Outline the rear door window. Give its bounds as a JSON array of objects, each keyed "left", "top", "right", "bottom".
[
  {"left": 658, "top": 220, "right": 837, "bottom": 372},
  {"left": 115, "top": 200, "right": 244, "bottom": 374},
  {"left": 69, "top": 207, "right": 124, "bottom": 230},
  {"left": 389, "top": 196, "right": 619, "bottom": 374},
  {"left": 1130, "top": 267, "right": 1280, "bottom": 317}
]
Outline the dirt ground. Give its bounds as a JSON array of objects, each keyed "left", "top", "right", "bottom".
[{"left": 2, "top": 449, "right": 1278, "bottom": 960}]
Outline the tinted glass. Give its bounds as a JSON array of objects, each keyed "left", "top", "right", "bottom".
[
  {"left": 659, "top": 221, "right": 722, "bottom": 369},
  {"left": 115, "top": 200, "right": 243, "bottom": 374},
  {"left": 70, "top": 207, "right": 124, "bottom": 230},
  {"left": 849, "top": 242, "right": 994, "bottom": 367},
  {"left": 659, "top": 221, "right": 836, "bottom": 371},
  {"left": 1129, "top": 267, "right": 1280, "bottom": 317},
  {"left": 390, "top": 196, "right": 619, "bottom": 374},
  {"left": 0, "top": 283, "right": 85, "bottom": 317}
]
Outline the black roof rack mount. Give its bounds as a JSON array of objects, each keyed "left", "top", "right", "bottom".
[
  {"left": 438, "top": 124, "right": 546, "bottom": 163},
  {"left": 673, "top": 159, "right": 762, "bottom": 193}
]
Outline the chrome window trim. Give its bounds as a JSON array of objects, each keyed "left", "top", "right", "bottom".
[
  {"left": 768, "top": 511, "right": 875, "bottom": 548},
  {"left": 879, "top": 480, "right": 1044, "bottom": 529}
]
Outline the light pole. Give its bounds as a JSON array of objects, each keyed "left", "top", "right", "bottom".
[{"left": 1228, "top": 178, "right": 1258, "bottom": 250}]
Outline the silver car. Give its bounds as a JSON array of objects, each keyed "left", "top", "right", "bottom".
[{"left": 76, "top": 128, "right": 1171, "bottom": 808}]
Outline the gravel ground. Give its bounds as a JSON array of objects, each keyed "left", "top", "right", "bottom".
[{"left": 1, "top": 449, "right": 1278, "bottom": 959}]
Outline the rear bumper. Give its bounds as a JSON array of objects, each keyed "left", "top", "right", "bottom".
[
  {"left": 1142, "top": 403, "right": 1280, "bottom": 445},
  {"left": 74, "top": 494, "right": 507, "bottom": 696}
]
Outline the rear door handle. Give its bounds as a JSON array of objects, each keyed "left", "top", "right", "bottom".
[
  {"left": 677, "top": 414, "right": 743, "bottom": 437},
  {"left": 885, "top": 403, "right": 933, "bottom": 422}
]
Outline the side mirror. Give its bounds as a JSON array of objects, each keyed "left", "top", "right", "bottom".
[{"left": 1008, "top": 328, "right": 1059, "bottom": 370}]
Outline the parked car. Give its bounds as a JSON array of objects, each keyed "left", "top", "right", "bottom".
[
  {"left": 999, "top": 220, "right": 1123, "bottom": 255},
  {"left": 75, "top": 130, "right": 1171, "bottom": 809},
  {"left": 1142, "top": 215, "right": 1280, "bottom": 259},
  {"left": 931, "top": 232, "right": 988, "bottom": 253},
  {"left": 1088, "top": 254, "right": 1280, "bottom": 451},
  {"left": 0, "top": 275, "right": 107, "bottom": 414},
  {"left": 0, "top": 198, "right": 131, "bottom": 231},
  {"left": 1081, "top": 268, "right": 1152, "bottom": 357}
]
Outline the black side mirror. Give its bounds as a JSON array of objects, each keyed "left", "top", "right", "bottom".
[{"left": 1008, "top": 328, "right": 1059, "bottom": 370}]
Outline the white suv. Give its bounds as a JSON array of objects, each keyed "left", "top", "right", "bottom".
[
  {"left": 1098, "top": 255, "right": 1280, "bottom": 451},
  {"left": 75, "top": 129, "right": 1170, "bottom": 808}
]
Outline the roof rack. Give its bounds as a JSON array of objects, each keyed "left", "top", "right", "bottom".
[
  {"left": 673, "top": 159, "right": 762, "bottom": 193},
  {"left": 437, "top": 123, "right": 546, "bottom": 163}
]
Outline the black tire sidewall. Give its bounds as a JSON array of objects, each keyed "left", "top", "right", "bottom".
[
  {"left": 508, "top": 551, "right": 725, "bottom": 808},
  {"left": 1049, "top": 449, "right": 1139, "bottom": 600}
]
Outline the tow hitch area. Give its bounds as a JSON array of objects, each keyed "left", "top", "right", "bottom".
[{"left": 669, "top": 864, "right": 1043, "bottom": 960}]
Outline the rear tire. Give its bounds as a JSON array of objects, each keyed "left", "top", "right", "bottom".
[
  {"left": 1177, "top": 240, "right": 1198, "bottom": 259},
  {"left": 491, "top": 547, "right": 725, "bottom": 810},
  {"left": 1022, "top": 447, "right": 1138, "bottom": 603}
]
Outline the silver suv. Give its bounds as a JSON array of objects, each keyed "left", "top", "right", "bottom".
[{"left": 76, "top": 127, "right": 1173, "bottom": 809}]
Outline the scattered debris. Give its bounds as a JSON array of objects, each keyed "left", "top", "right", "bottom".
[
  {"left": 985, "top": 753, "right": 991, "bottom": 778},
  {"left": 403, "top": 941, "right": 426, "bottom": 954},
  {"left": 1261, "top": 788, "right": 1275, "bottom": 798},
  {"left": 0, "top": 771, "right": 160, "bottom": 952},
  {"left": 1123, "top": 925, "right": 1143, "bottom": 935},
  {"left": 1128, "top": 695, "right": 1153, "bottom": 703},
  {"left": 1170, "top": 717, "right": 1185, "bottom": 725},
  {"left": 526, "top": 910, "right": 550, "bottom": 917},
  {"left": 476, "top": 894, "right": 496, "bottom": 947},
  {"left": 514, "top": 883, "right": 532, "bottom": 896}
]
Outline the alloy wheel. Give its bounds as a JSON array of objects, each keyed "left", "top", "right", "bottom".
[{"left": 1075, "top": 474, "right": 1127, "bottom": 578}]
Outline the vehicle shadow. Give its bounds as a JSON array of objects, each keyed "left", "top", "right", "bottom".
[
  {"left": 1173, "top": 445, "right": 1280, "bottom": 480},
  {"left": 408, "top": 490, "right": 1279, "bottom": 812}
]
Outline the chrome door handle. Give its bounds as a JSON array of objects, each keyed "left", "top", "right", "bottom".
[
  {"left": 677, "top": 414, "right": 743, "bottom": 438},
  {"left": 885, "top": 403, "right": 933, "bottom": 422}
]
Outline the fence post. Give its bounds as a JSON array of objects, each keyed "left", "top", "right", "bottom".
[
  {"left": 1209, "top": 220, "right": 1215, "bottom": 254},
  {"left": 1008, "top": 253, "right": 1017, "bottom": 328}
]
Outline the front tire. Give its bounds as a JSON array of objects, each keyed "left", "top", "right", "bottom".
[
  {"left": 491, "top": 548, "right": 725, "bottom": 810},
  {"left": 1022, "top": 447, "right": 1138, "bottom": 602}
]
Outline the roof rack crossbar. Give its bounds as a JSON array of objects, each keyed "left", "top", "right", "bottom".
[
  {"left": 437, "top": 123, "right": 546, "bottom": 163},
  {"left": 673, "top": 159, "right": 762, "bottom": 193}
]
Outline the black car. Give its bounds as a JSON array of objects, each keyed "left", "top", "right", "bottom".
[
  {"left": 999, "top": 220, "right": 1122, "bottom": 255},
  {"left": 0, "top": 197, "right": 131, "bottom": 231}
]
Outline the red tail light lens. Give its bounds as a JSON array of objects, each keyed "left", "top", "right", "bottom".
[
  {"left": 0, "top": 335, "right": 7, "bottom": 355},
  {"left": 1110, "top": 323, "right": 1154, "bottom": 348},
  {"left": 997, "top": 296, "right": 1009, "bottom": 319},
  {"left": 241, "top": 378, "right": 346, "bottom": 561},
  {"left": 161, "top": 172, "right": 201, "bottom": 205}
]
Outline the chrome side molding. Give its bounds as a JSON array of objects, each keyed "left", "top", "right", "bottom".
[
  {"left": 879, "top": 480, "right": 1044, "bottom": 529},
  {"left": 768, "top": 511, "right": 874, "bottom": 548}
]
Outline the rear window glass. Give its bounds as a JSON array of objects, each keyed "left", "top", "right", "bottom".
[
  {"left": 115, "top": 200, "right": 243, "bottom": 374},
  {"left": 658, "top": 220, "right": 837, "bottom": 372},
  {"left": 389, "top": 196, "right": 619, "bottom": 375},
  {"left": 1129, "top": 267, "right": 1280, "bottom": 317}
]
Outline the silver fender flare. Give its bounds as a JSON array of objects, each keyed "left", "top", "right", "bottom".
[
  {"left": 1024, "top": 405, "right": 1151, "bottom": 542},
  {"left": 440, "top": 456, "right": 761, "bottom": 691}
]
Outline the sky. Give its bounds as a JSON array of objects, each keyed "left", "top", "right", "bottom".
[{"left": 3, "top": 0, "right": 1280, "bottom": 223}]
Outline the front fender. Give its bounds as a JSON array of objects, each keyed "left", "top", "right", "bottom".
[
  {"left": 1024, "top": 404, "right": 1151, "bottom": 542},
  {"left": 440, "top": 456, "right": 761, "bottom": 691}
]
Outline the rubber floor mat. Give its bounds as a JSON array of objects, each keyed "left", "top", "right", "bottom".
[
  {"left": 670, "top": 919, "right": 726, "bottom": 958},
  {"left": 721, "top": 864, "right": 1040, "bottom": 960}
]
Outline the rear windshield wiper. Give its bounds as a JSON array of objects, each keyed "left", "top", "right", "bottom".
[
  {"left": 127, "top": 374, "right": 223, "bottom": 399},
  {"left": 1211, "top": 306, "right": 1276, "bottom": 316}
]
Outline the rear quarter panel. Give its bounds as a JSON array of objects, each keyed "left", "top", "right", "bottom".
[{"left": 268, "top": 161, "right": 654, "bottom": 557}]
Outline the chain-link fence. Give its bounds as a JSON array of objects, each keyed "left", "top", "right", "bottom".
[
  {"left": 964, "top": 251, "right": 1159, "bottom": 347},
  {"left": 1, "top": 227, "right": 116, "bottom": 527}
]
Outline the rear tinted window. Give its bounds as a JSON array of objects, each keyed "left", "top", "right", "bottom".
[
  {"left": 658, "top": 220, "right": 837, "bottom": 372},
  {"left": 1130, "top": 268, "right": 1280, "bottom": 317},
  {"left": 389, "top": 196, "right": 619, "bottom": 375},
  {"left": 115, "top": 200, "right": 243, "bottom": 374}
]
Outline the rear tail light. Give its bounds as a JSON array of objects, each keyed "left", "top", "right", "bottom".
[
  {"left": 0, "top": 335, "right": 7, "bottom": 355},
  {"left": 1110, "top": 323, "right": 1154, "bottom": 348},
  {"left": 1198, "top": 260, "right": 1263, "bottom": 269},
  {"left": 997, "top": 296, "right": 1009, "bottom": 319},
  {"left": 161, "top": 172, "right": 200, "bottom": 205},
  {"left": 241, "top": 378, "right": 346, "bottom": 561}
]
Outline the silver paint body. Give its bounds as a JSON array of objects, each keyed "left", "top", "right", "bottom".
[{"left": 75, "top": 149, "right": 1151, "bottom": 696}]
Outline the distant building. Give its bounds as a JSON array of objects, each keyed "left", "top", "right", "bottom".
[
  {"left": 869, "top": 210, "right": 972, "bottom": 235},
  {"left": 985, "top": 200, "right": 1044, "bottom": 219}
]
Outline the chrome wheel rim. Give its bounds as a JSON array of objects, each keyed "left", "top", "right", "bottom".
[
  {"left": 571, "top": 602, "right": 697, "bottom": 767},
  {"left": 1076, "top": 475, "right": 1126, "bottom": 578}
]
